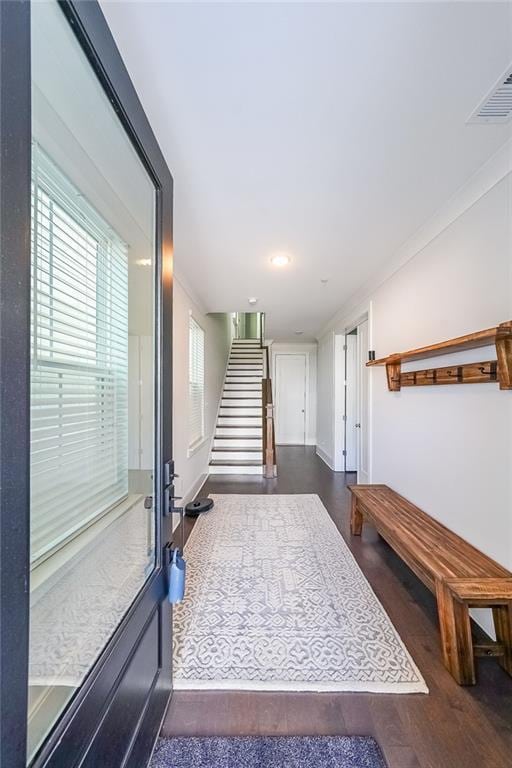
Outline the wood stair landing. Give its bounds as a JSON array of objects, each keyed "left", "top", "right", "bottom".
[{"left": 209, "top": 340, "right": 264, "bottom": 475}]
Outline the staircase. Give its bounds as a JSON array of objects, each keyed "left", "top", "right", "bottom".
[{"left": 209, "top": 338, "right": 264, "bottom": 474}]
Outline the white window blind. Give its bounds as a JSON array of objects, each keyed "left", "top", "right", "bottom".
[
  {"left": 30, "top": 143, "right": 129, "bottom": 564},
  {"left": 188, "top": 315, "right": 205, "bottom": 448}
]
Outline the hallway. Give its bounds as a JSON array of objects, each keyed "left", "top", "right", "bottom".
[{"left": 165, "top": 447, "right": 512, "bottom": 768}]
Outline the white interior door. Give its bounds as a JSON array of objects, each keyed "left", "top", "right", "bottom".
[
  {"left": 357, "top": 319, "right": 369, "bottom": 483},
  {"left": 275, "top": 354, "right": 306, "bottom": 444}
]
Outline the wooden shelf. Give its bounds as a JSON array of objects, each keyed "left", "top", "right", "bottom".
[{"left": 368, "top": 321, "right": 512, "bottom": 391}]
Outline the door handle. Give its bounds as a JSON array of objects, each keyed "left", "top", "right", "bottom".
[{"left": 355, "top": 423, "right": 361, "bottom": 428}]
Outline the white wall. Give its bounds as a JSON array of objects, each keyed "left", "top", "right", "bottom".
[
  {"left": 270, "top": 342, "right": 317, "bottom": 445},
  {"left": 173, "top": 279, "right": 231, "bottom": 506},
  {"left": 317, "top": 167, "right": 512, "bottom": 633}
]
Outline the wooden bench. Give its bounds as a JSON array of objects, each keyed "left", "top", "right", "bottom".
[{"left": 348, "top": 484, "right": 512, "bottom": 685}]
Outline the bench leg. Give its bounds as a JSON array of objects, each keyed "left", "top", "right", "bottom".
[
  {"left": 350, "top": 495, "right": 363, "bottom": 535},
  {"left": 435, "top": 580, "right": 475, "bottom": 685},
  {"left": 493, "top": 603, "right": 512, "bottom": 676}
]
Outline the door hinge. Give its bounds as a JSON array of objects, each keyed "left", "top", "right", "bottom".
[
  {"left": 342, "top": 414, "right": 347, "bottom": 422},
  {"left": 342, "top": 449, "right": 347, "bottom": 456},
  {"left": 343, "top": 344, "right": 347, "bottom": 351}
]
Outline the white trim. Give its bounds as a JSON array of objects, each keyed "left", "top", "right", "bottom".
[
  {"left": 333, "top": 332, "right": 346, "bottom": 473},
  {"left": 272, "top": 343, "right": 317, "bottom": 445},
  {"left": 175, "top": 472, "right": 209, "bottom": 532},
  {"left": 173, "top": 678, "right": 427, "bottom": 694},
  {"left": 274, "top": 351, "right": 308, "bottom": 446},
  {"left": 187, "top": 436, "right": 208, "bottom": 458},
  {"left": 316, "top": 444, "right": 334, "bottom": 470},
  {"left": 182, "top": 472, "right": 208, "bottom": 508},
  {"left": 318, "top": 137, "right": 512, "bottom": 339}
]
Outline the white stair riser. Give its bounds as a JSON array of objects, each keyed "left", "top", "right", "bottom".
[
  {"left": 227, "top": 368, "right": 263, "bottom": 374},
  {"left": 221, "top": 398, "right": 261, "bottom": 407},
  {"left": 231, "top": 341, "right": 260, "bottom": 346},
  {"left": 228, "top": 362, "right": 263, "bottom": 367},
  {"left": 226, "top": 371, "right": 262, "bottom": 376},
  {"left": 216, "top": 427, "right": 262, "bottom": 437},
  {"left": 225, "top": 378, "right": 261, "bottom": 385},
  {"left": 217, "top": 416, "right": 260, "bottom": 427},
  {"left": 209, "top": 464, "right": 263, "bottom": 475},
  {"left": 224, "top": 383, "right": 262, "bottom": 391},
  {"left": 213, "top": 438, "right": 262, "bottom": 448},
  {"left": 229, "top": 356, "right": 263, "bottom": 361},
  {"left": 212, "top": 450, "right": 263, "bottom": 460},
  {"left": 219, "top": 407, "right": 261, "bottom": 417}
]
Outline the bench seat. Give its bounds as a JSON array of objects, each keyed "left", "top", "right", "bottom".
[{"left": 349, "top": 484, "right": 512, "bottom": 685}]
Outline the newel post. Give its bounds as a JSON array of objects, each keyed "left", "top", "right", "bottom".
[{"left": 264, "top": 403, "right": 276, "bottom": 478}]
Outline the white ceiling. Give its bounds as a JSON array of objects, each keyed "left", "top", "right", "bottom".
[{"left": 101, "top": 1, "right": 512, "bottom": 341}]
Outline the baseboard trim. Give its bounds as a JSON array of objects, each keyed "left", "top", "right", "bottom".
[
  {"left": 316, "top": 445, "right": 334, "bottom": 470},
  {"left": 176, "top": 473, "right": 208, "bottom": 529}
]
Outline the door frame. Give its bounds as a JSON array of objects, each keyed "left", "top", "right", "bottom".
[
  {"left": 342, "top": 316, "right": 368, "bottom": 479},
  {"left": 344, "top": 331, "right": 358, "bottom": 472},
  {"left": 0, "top": 3, "right": 174, "bottom": 767},
  {"left": 274, "top": 352, "right": 307, "bottom": 445},
  {"left": 333, "top": 307, "right": 373, "bottom": 479}
]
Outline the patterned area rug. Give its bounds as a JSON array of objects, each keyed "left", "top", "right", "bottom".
[
  {"left": 173, "top": 494, "right": 427, "bottom": 693},
  {"left": 150, "top": 736, "right": 388, "bottom": 767}
]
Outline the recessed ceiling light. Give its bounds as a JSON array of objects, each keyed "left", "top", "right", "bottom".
[
  {"left": 248, "top": 297, "right": 258, "bottom": 305},
  {"left": 320, "top": 278, "right": 328, "bottom": 284},
  {"left": 270, "top": 252, "right": 291, "bottom": 267},
  {"left": 295, "top": 330, "right": 304, "bottom": 335},
  {"left": 135, "top": 258, "right": 152, "bottom": 267}
]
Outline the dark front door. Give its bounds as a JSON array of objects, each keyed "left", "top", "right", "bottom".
[{"left": 0, "top": 2, "right": 174, "bottom": 766}]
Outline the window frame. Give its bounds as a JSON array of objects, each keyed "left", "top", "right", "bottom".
[{"left": 187, "top": 311, "right": 206, "bottom": 455}]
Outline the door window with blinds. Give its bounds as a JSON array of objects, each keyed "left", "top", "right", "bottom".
[
  {"left": 29, "top": 1, "right": 157, "bottom": 760},
  {"left": 188, "top": 314, "right": 205, "bottom": 449}
]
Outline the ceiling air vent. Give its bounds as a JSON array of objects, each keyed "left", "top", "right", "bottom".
[{"left": 468, "top": 65, "right": 512, "bottom": 124}]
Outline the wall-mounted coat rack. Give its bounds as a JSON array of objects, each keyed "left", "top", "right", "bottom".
[{"left": 367, "top": 321, "right": 512, "bottom": 392}]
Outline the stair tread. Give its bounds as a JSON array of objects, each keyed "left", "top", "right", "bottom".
[
  {"left": 217, "top": 421, "right": 261, "bottom": 425},
  {"left": 214, "top": 435, "right": 262, "bottom": 440},
  {"left": 218, "top": 414, "right": 260, "bottom": 418},
  {"left": 220, "top": 404, "right": 261, "bottom": 407},
  {"left": 212, "top": 447, "right": 261, "bottom": 452}
]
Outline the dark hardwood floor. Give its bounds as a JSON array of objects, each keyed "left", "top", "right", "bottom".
[{"left": 163, "top": 446, "right": 512, "bottom": 768}]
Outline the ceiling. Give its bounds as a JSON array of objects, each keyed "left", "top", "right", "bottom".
[{"left": 101, "top": 1, "right": 512, "bottom": 341}]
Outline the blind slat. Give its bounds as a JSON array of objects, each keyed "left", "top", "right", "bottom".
[{"left": 30, "top": 143, "right": 129, "bottom": 563}]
